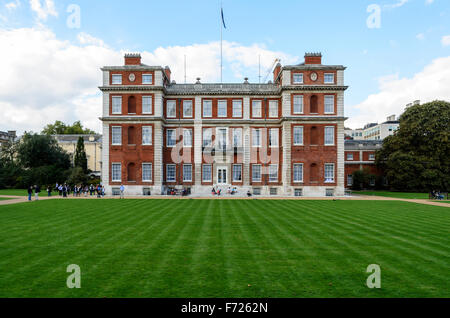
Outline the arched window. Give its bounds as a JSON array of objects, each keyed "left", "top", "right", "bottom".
[
  {"left": 310, "top": 163, "right": 318, "bottom": 182},
  {"left": 128, "top": 126, "right": 136, "bottom": 145},
  {"left": 310, "top": 95, "right": 318, "bottom": 113},
  {"left": 310, "top": 126, "right": 319, "bottom": 145},
  {"left": 127, "top": 163, "right": 136, "bottom": 182},
  {"left": 128, "top": 96, "right": 136, "bottom": 114}
]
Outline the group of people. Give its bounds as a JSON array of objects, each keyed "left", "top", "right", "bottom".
[
  {"left": 27, "top": 185, "right": 40, "bottom": 201},
  {"left": 211, "top": 186, "right": 239, "bottom": 196},
  {"left": 431, "top": 190, "right": 446, "bottom": 200},
  {"left": 27, "top": 183, "right": 106, "bottom": 201}
]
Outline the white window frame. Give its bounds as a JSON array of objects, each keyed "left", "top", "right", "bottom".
[
  {"left": 111, "top": 74, "right": 122, "bottom": 85},
  {"left": 166, "top": 100, "right": 176, "bottom": 118},
  {"left": 142, "top": 126, "right": 152, "bottom": 145},
  {"left": 202, "top": 164, "right": 212, "bottom": 182},
  {"left": 232, "top": 100, "right": 242, "bottom": 118},
  {"left": 112, "top": 96, "right": 122, "bottom": 114},
  {"left": 203, "top": 99, "right": 212, "bottom": 117},
  {"left": 183, "top": 100, "right": 193, "bottom": 118},
  {"left": 233, "top": 128, "right": 242, "bottom": 147},
  {"left": 324, "top": 126, "right": 335, "bottom": 146},
  {"left": 269, "top": 164, "right": 278, "bottom": 182},
  {"left": 218, "top": 100, "right": 227, "bottom": 117},
  {"left": 142, "top": 163, "right": 152, "bottom": 182},
  {"left": 347, "top": 153, "right": 353, "bottom": 161},
  {"left": 166, "top": 129, "right": 176, "bottom": 147},
  {"left": 293, "top": 163, "right": 303, "bottom": 183},
  {"left": 293, "top": 73, "right": 304, "bottom": 84},
  {"left": 269, "top": 128, "right": 279, "bottom": 147},
  {"left": 202, "top": 128, "right": 212, "bottom": 147},
  {"left": 166, "top": 164, "right": 176, "bottom": 182},
  {"left": 111, "top": 126, "right": 122, "bottom": 145},
  {"left": 369, "top": 153, "right": 375, "bottom": 160},
  {"left": 293, "top": 95, "right": 304, "bottom": 114},
  {"left": 252, "top": 164, "right": 262, "bottom": 182},
  {"left": 142, "top": 96, "right": 153, "bottom": 114},
  {"left": 252, "top": 128, "right": 262, "bottom": 147},
  {"left": 324, "top": 95, "right": 335, "bottom": 114},
  {"left": 293, "top": 126, "right": 304, "bottom": 146},
  {"left": 252, "top": 100, "right": 262, "bottom": 118},
  {"left": 142, "top": 74, "right": 153, "bottom": 84},
  {"left": 324, "top": 73, "right": 335, "bottom": 84},
  {"left": 183, "top": 129, "right": 192, "bottom": 147},
  {"left": 347, "top": 174, "right": 353, "bottom": 186},
  {"left": 268, "top": 100, "right": 278, "bottom": 118},
  {"left": 111, "top": 163, "right": 121, "bottom": 182},
  {"left": 183, "top": 164, "right": 192, "bottom": 182},
  {"left": 324, "top": 163, "right": 335, "bottom": 183},
  {"left": 232, "top": 164, "right": 242, "bottom": 182}
]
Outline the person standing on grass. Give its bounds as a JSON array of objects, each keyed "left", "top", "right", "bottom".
[
  {"left": 27, "top": 186, "right": 33, "bottom": 201},
  {"left": 47, "top": 186, "right": 51, "bottom": 197},
  {"left": 34, "top": 185, "right": 40, "bottom": 201},
  {"left": 120, "top": 184, "right": 125, "bottom": 199}
]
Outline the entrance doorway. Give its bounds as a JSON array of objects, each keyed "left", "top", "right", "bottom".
[{"left": 217, "top": 166, "right": 228, "bottom": 185}]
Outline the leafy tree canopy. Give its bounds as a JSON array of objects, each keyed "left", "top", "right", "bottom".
[
  {"left": 74, "top": 136, "right": 88, "bottom": 174},
  {"left": 376, "top": 100, "right": 450, "bottom": 191},
  {"left": 42, "top": 120, "right": 96, "bottom": 135}
]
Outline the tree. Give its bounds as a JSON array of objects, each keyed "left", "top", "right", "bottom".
[
  {"left": 351, "top": 168, "right": 376, "bottom": 190},
  {"left": 42, "top": 120, "right": 96, "bottom": 135},
  {"left": 376, "top": 100, "right": 450, "bottom": 192},
  {"left": 67, "top": 167, "right": 88, "bottom": 185},
  {"left": 74, "top": 136, "right": 88, "bottom": 174}
]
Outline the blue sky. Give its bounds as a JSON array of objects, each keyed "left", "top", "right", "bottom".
[{"left": 0, "top": 0, "right": 449, "bottom": 132}]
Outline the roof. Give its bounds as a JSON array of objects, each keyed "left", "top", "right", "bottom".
[
  {"left": 52, "top": 134, "right": 102, "bottom": 143},
  {"left": 345, "top": 139, "right": 383, "bottom": 150}
]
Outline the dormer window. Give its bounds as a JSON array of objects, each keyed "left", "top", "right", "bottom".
[{"left": 293, "top": 73, "right": 303, "bottom": 84}]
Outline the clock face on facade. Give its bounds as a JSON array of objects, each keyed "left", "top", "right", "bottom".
[
  {"left": 310, "top": 72, "right": 318, "bottom": 82},
  {"left": 128, "top": 73, "right": 136, "bottom": 82}
]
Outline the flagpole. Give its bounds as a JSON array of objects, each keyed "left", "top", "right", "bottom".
[{"left": 220, "top": 1, "right": 223, "bottom": 83}]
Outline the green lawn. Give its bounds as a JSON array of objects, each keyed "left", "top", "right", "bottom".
[
  {"left": 0, "top": 197, "right": 12, "bottom": 201},
  {"left": 0, "top": 189, "right": 47, "bottom": 197},
  {"left": 0, "top": 199, "right": 449, "bottom": 298},
  {"left": 353, "top": 190, "right": 430, "bottom": 199}
]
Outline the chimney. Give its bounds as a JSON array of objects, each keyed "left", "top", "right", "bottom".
[
  {"left": 164, "top": 66, "right": 171, "bottom": 82},
  {"left": 304, "top": 52, "right": 322, "bottom": 65},
  {"left": 273, "top": 63, "right": 281, "bottom": 82},
  {"left": 124, "top": 53, "right": 141, "bottom": 65}
]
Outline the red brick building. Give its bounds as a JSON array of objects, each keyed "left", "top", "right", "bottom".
[{"left": 100, "top": 53, "right": 348, "bottom": 196}]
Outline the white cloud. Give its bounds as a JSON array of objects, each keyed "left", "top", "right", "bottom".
[
  {"left": 0, "top": 27, "right": 297, "bottom": 134},
  {"left": 347, "top": 56, "right": 450, "bottom": 128},
  {"left": 29, "top": 0, "right": 57, "bottom": 21},
  {"left": 384, "top": 0, "right": 409, "bottom": 10},
  {"left": 425, "top": 0, "right": 434, "bottom": 5},
  {"left": 441, "top": 35, "right": 450, "bottom": 46},
  {"left": 5, "top": 0, "right": 20, "bottom": 10},
  {"left": 416, "top": 33, "right": 425, "bottom": 40}
]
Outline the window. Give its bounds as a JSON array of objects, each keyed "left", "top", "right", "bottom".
[
  {"left": 183, "top": 100, "right": 193, "bottom": 117},
  {"left": 324, "top": 73, "right": 335, "bottom": 84},
  {"left": 166, "top": 164, "right": 176, "bottom": 182},
  {"left": 183, "top": 164, "right": 192, "bottom": 182},
  {"left": 202, "top": 128, "right": 212, "bottom": 147},
  {"left": 112, "top": 96, "right": 122, "bottom": 114},
  {"left": 293, "top": 126, "right": 303, "bottom": 146},
  {"left": 269, "top": 164, "right": 278, "bottom": 182},
  {"left": 253, "top": 188, "right": 261, "bottom": 195},
  {"left": 347, "top": 153, "right": 353, "bottom": 160},
  {"left": 112, "top": 187, "right": 121, "bottom": 196},
  {"left": 326, "top": 188, "right": 334, "bottom": 197},
  {"left": 268, "top": 100, "right": 278, "bottom": 118},
  {"left": 347, "top": 174, "right": 353, "bottom": 186},
  {"left": 252, "top": 128, "right": 261, "bottom": 147},
  {"left": 324, "top": 95, "right": 334, "bottom": 114},
  {"left": 203, "top": 100, "right": 212, "bottom": 117},
  {"left": 324, "top": 126, "right": 335, "bottom": 145},
  {"left": 167, "top": 129, "right": 176, "bottom": 147},
  {"left": 294, "top": 188, "right": 303, "bottom": 197},
  {"left": 142, "top": 96, "right": 152, "bottom": 114},
  {"left": 167, "top": 100, "right": 176, "bottom": 118},
  {"left": 269, "top": 128, "right": 279, "bottom": 147},
  {"left": 270, "top": 188, "right": 278, "bottom": 195},
  {"left": 324, "top": 164, "right": 335, "bottom": 183},
  {"left": 233, "top": 164, "right": 242, "bottom": 182},
  {"left": 218, "top": 100, "right": 227, "bottom": 117},
  {"left": 369, "top": 177, "right": 375, "bottom": 186},
  {"left": 233, "top": 128, "right": 242, "bottom": 147},
  {"left": 293, "top": 95, "right": 303, "bottom": 114},
  {"left": 252, "top": 164, "right": 261, "bottom": 182},
  {"left": 111, "top": 74, "right": 122, "bottom": 84},
  {"left": 252, "top": 100, "right": 262, "bottom": 118},
  {"left": 112, "top": 163, "right": 121, "bottom": 181},
  {"left": 202, "top": 164, "right": 212, "bottom": 182},
  {"left": 232, "top": 100, "right": 242, "bottom": 117},
  {"left": 216, "top": 128, "right": 227, "bottom": 151},
  {"left": 142, "top": 74, "right": 153, "bottom": 84},
  {"left": 142, "top": 126, "right": 152, "bottom": 145},
  {"left": 293, "top": 73, "right": 303, "bottom": 84},
  {"left": 142, "top": 163, "right": 152, "bottom": 181},
  {"left": 293, "top": 163, "right": 303, "bottom": 183},
  {"left": 111, "top": 126, "right": 122, "bottom": 145},
  {"left": 143, "top": 188, "right": 151, "bottom": 196},
  {"left": 369, "top": 153, "right": 375, "bottom": 160},
  {"left": 183, "top": 129, "right": 192, "bottom": 147}
]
